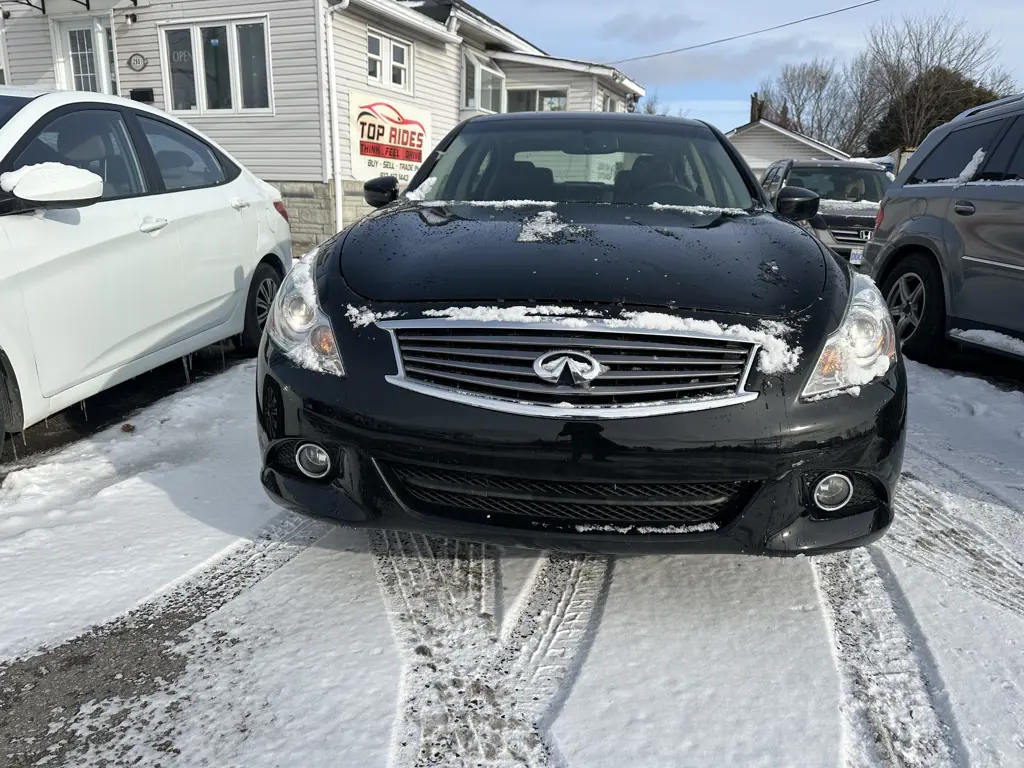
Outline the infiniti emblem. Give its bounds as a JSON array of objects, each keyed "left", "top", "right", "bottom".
[{"left": 533, "top": 349, "right": 603, "bottom": 387}]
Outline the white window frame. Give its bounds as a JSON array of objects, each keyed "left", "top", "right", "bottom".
[
  {"left": 462, "top": 49, "right": 505, "bottom": 113},
  {"left": 157, "top": 14, "right": 275, "bottom": 116},
  {"left": 603, "top": 94, "right": 619, "bottom": 113},
  {"left": 506, "top": 86, "right": 569, "bottom": 113},
  {"left": 366, "top": 27, "right": 413, "bottom": 94}
]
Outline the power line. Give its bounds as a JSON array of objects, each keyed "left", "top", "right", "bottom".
[{"left": 607, "top": 0, "right": 882, "bottom": 66}]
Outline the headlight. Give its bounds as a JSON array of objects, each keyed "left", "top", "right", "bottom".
[
  {"left": 801, "top": 273, "right": 895, "bottom": 399},
  {"left": 266, "top": 255, "right": 345, "bottom": 376}
]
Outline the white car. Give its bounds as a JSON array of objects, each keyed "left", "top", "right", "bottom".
[{"left": 0, "top": 87, "right": 292, "bottom": 436}]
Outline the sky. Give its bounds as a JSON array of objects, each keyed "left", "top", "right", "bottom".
[{"left": 469, "top": 0, "right": 1024, "bottom": 131}]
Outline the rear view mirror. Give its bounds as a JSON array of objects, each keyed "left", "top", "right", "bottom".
[
  {"left": 0, "top": 162, "right": 103, "bottom": 209},
  {"left": 776, "top": 186, "right": 820, "bottom": 221},
  {"left": 364, "top": 176, "right": 399, "bottom": 208}
]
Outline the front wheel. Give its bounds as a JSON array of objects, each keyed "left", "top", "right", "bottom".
[
  {"left": 239, "top": 263, "right": 281, "bottom": 355},
  {"left": 880, "top": 252, "right": 945, "bottom": 362}
]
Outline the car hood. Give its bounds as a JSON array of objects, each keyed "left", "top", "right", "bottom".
[{"left": 339, "top": 202, "right": 828, "bottom": 318}]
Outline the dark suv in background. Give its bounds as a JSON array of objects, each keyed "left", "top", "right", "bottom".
[
  {"left": 861, "top": 95, "right": 1024, "bottom": 361},
  {"left": 761, "top": 159, "right": 891, "bottom": 261}
]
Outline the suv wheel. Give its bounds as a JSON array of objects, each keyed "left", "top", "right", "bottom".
[
  {"left": 239, "top": 263, "right": 282, "bottom": 355},
  {"left": 881, "top": 252, "right": 945, "bottom": 361}
]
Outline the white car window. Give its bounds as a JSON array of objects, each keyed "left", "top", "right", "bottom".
[
  {"left": 136, "top": 116, "right": 226, "bottom": 192},
  {"left": 13, "top": 109, "right": 146, "bottom": 199}
]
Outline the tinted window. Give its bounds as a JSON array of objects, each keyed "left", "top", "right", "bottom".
[
  {"left": 137, "top": 116, "right": 226, "bottom": 191},
  {"left": 13, "top": 109, "right": 145, "bottom": 199},
  {"left": 414, "top": 120, "right": 754, "bottom": 209},
  {"left": 0, "top": 95, "right": 30, "bottom": 130},
  {"left": 976, "top": 117, "right": 1024, "bottom": 181},
  {"left": 910, "top": 119, "right": 1007, "bottom": 183},
  {"left": 784, "top": 166, "right": 890, "bottom": 202},
  {"left": 761, "top": 167, "right": 777, "bottom": 186}
]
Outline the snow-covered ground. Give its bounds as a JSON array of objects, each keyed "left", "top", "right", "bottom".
[{"left": 2, "top": 358, "right": 1024, "bottom": 767}]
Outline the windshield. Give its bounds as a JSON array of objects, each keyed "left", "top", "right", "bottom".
[
  {"left": 0, "top": 95, "right": 30, "bottom": 131},
  {"left": 412, "top": 119, "right": 755, "bottom": 209},
  {"left": 785, "top": 166, "right": 889, "bottom": 203}
]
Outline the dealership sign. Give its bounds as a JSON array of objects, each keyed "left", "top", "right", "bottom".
[{"left": 349, "top": 91, "right": 432, "bottom": 185}]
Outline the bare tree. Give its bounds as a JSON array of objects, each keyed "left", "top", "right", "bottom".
[
  {"left": 638, "top": 91, "right": 671, "bottom": 116},
  {"left": 758, "top": 55, "right": 886, "bottom": 154},
  {"left": 867, "top": 11, "right": 1014, "bottom": 148}
]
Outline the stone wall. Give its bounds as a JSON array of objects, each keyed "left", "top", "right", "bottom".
[
  {"left": 271, "top": 181, "right": 335, "bottom": 256},
  {"left": 271, "top": 180, "right": 374, "bottom": 256}
]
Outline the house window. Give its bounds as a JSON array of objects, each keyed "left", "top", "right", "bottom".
[
  {"left": 162, "top": 17, "right": 272, "bottom": 114},
  {"left": 602, "top": 94, "right": 619, "bottom": 113},
  {"left": 507, "top": 88, "right": 567, "bottom": 113},
  {"left": 463, "top": 51, "right": 504, "bottom": 112},
  {"left": 367, "top": 29, "right": 412, "bottom": 92}
]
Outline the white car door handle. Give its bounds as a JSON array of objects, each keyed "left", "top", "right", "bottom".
[
  {"left": 230, "top": 198, "right": 250, "bottom": 210},
  {"left": 139, "top": 218, "right": 169, "bottom": 233}
]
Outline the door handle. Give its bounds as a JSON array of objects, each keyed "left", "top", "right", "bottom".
[
  {"left": 230, "top": 198, "right": 250, "bottom": 210},
  {"left": 954, "top": 200, "right": 976, "bottom": 216},
  {"left": 139, "top": 217, "right": 169, "bottom": 233}
]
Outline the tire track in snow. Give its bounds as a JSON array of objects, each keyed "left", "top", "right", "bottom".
[
  {"left": 813, "top": 548, "right": 960, "bottom": 768},
  {"left": 370, "top": 532, "right": 611, "bottom": 768},
  {"left": 0, "top": 510, "right": 331, "bottom": 767}
]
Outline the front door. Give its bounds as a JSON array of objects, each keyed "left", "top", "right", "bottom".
[{"left": 58, "top": 20, "right": 116, "bottom": 95}]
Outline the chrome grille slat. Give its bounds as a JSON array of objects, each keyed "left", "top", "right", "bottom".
[
  {"left": 404, "top": 365, "right": 737, "bottom": 396},
  {"left": 380, "top": 319, "right": 761, "bottom": 418}
]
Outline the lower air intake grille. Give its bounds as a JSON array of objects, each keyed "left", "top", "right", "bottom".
[{"left": 384, "top": 461, "right": 755, "bottom": 530}]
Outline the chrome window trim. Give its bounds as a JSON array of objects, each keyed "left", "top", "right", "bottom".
[
  {"left": 963, "top": 255, "right": 1024, "bottom": 273},
  {"left": 377, "top": 318, "right": 761, "bottom": 419}
]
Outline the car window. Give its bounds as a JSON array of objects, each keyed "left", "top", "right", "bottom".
[
  {"left": 761, "top": 167, "right": 777, "bottom": 187},
  {"left": 0, "top": 95, "right": 31, "bottom": 130},
  {"left": 417, "top": 120, "right": 755, "bottom": 209},
  {"left": 137, "top": 116, "right": 226, "bottom": 191},
  {"left": 977, "top": 117, "right": 1024, "bottom": 181},
  {"left": 13, "top": 109, "right": 146, "bottom": 199},
  {"left": 784, "top": 166, "right": 889, "bottom": 203},
  {"left": 910, "top": 119, "right": 1008, "bottom": 184}
]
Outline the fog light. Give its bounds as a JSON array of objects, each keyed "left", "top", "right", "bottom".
[
  {"left": 813, "top": 473, "right": 854, "bottom": 512},
  {"left": 295, "top": 443, "right": 331, "bottom": 479}
]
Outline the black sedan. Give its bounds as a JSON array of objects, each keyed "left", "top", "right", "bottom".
[{"left": 256, "top": 112, "right": 906, "bottom": 555}]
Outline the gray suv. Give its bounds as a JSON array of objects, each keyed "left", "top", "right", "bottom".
[{"left": 861, "top": 95, "right": 1024, "bottom": 361}]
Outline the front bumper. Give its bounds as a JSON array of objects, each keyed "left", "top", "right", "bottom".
[{"left": 256, "top": 334, "right": 908, "bottom": 555}]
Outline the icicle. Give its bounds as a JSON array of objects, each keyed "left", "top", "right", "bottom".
[
  {"left": 182, "top": 355, "right": 191, "bottom": 385},
  {"left": 10, "top": 437, "right": 17, "bottom": 461},
  {"left": 20, "top": 431, "right": 27, "bottom": 447},
  {"left": 220, "top": 344, "right": 226, "bottom": 370},
  {"left": 80, "top": 400, "right": 88, "bottom": 421}
]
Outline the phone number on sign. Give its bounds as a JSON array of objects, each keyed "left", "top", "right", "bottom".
[{"left": 359, "top": 141, "right": 423, "bottom": 163}]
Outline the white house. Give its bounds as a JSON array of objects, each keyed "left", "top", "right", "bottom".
[
  {"left": 725, "top": 118, "right": 849, "bottom": 179},
  {"left": 0, "top": 0, "right": 644, "bottom": 250}
]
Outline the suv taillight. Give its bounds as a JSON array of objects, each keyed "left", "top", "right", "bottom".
[
  {"left": 873, "top": 203, "right": 884, "bottom": 234},
  {"left": 273, "top": 201, "right": 289, "bottom": 222}
]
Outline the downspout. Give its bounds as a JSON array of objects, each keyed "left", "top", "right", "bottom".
[{"left": 326, "top": 0, "right": 350, "bottom": 234}]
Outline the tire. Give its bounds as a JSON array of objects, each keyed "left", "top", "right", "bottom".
[
  {"left": 880, "top": 251, "right": 946, "bottom": 362},
  {"left": 239, "top": 262, "right": 282, "bottom": 355}
]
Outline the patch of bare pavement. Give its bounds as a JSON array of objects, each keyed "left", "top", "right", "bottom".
[{"left": 0, "top": 511, "right": 332, "bottom": 767}]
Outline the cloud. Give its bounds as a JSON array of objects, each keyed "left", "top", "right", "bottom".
[
  {"left": 619, "top": 35, "right": 838, "bottom": 87},
  {"left": 597, "top": 11, "right": 703, "bottom": 46}
]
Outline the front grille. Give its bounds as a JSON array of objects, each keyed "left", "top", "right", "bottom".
[
  {"left": 830, "top": 227, "right": 871, "bottom": 245},
  {"left": 385, "top": 323, "right": 757, "bottom": 412},
  {"left": 384, "top": 460, "right": 755, "bottom": 531}
]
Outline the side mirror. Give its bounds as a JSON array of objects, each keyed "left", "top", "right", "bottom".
[
  {"left": 0, "top": 162, "right": 103, "bottom": 209},
  {"left": 776, "top": 185, "right": 820, "bottom": 221},
  {"left": 363, "top": 176, "right": 399, "bottom": 208}
]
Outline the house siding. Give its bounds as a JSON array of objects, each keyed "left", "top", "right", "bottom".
[
  {"left": 728, "top": 124, "right": 840, "bottom": 174},
  {"left": 5, "top": 7, "right": 57, "bottom": 88},
  {"left": 113, "top": 0, "right": 324, "bottom": 184},
  {"left": 331, "top": 6, "right": 460, "bottom": 225},
  {"left": 500, "top": 62, "right": 595, "bottom": 113}
]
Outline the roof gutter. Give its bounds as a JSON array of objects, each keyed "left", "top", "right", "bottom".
[
  {"left": 450, "top": 8, "right": 544, "bottom": 55},
  {"left": 490, "top": 51, "right": 645, "bottom": 97},
  {"left": 349, "top": 0, "right": 461, "bottom": 43}
]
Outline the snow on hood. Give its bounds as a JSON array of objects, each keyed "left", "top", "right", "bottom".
[
  {"left": 346, "top": 305, "right": 400, "bottom": 328},
  {"left": 419, "top": 305, "right": 802, "bottom": 375},
  {"left": 0, "top": 162, "right": 102, "bottom": 200},
  {"left": 650, "top": 203, "right": 748, "bottom": 216},
  {"left": 420, "top": 199, "right": 558, "bottom": 209},
  {"left": 817, "top": 199, "right": 880, "bottom": 212},
  {"left": 516, "top": 211, "right": 587, "bottom": 243}
]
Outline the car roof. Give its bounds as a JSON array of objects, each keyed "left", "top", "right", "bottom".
[
  {"left": 469, "top": 111, "right": 709, "bottom": 129},
  {"left": 0, "top": 85, "right": 52, "bottom": 100}
]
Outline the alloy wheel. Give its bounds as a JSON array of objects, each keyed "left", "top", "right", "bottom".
[
  {"left": 254, "top": 277, "right": 279, "bottom": 330},
  {"left": 886, "top": 272, "right": 925, "bottom": 343}
]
